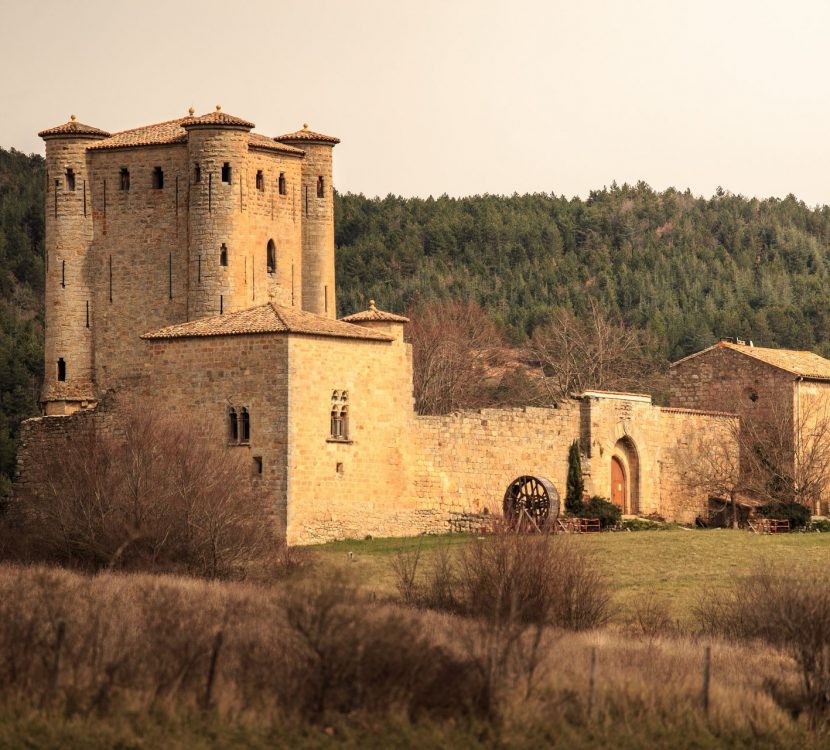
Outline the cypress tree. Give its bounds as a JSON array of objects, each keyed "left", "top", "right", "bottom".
[{"left": 565, "top": 440, "right": 584, "bottom": 515}]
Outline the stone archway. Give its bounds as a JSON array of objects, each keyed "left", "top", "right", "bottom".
[{"left": 611, "top": 436, "right": 639, "bottom": 514}]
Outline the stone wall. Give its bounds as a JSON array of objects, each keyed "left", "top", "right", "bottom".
[{"left": 285, "top": 331, "right": 421, "bottom": 544}]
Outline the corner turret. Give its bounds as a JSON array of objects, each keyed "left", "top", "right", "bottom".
[
  {"left": 39, "top": 115, "right": 110, "bottom": 414},
  {"left": 275, "top": 124, "right": 339, "bottom": 319}
]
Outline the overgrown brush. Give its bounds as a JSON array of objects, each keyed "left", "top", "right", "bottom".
[{"left": 695, "top": 563, "right": 830, "bottom": 728}]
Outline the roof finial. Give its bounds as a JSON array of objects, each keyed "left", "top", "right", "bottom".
[
  {"left": 303, "top": 122, "right": 309, "bottom": 130},
  {"left": 216, "top": 104, "right": 222, "bottom": 111},
  {"left": 369, "top": 299, "right": 377, "bottom": 311},
  {"left": 188, "top": 106, "right": 195, "bottom": 116},
  {"left": 70, "top": 114, "right": 77, "bottom": 122}
]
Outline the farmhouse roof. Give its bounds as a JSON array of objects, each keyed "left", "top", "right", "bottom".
[
  {"left": 340, "top": 300, "right": 409, "bottom": 323},
  {"left": 671, "top": 340, "right": 830, "bottom": 380},
  {"left": 141, "top": 302, "right": 392, "bottom": 342}
]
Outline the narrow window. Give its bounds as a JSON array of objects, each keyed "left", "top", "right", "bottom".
[
  {"left": 267, "top": 239, "right": 276, "bottom": 274},
  {"left": 317, "top": 175, "right": 325, "bottom": 198},
  {"left": 253, "top": 456, "right": 263, "bottom": 475},
  {"left": 278, "top": 172, "right": 287, "bottom": 195},
  {"left": 85, "top": 300, "right": 90, "bottom": 328},
  {"left": 220, "top": 294, "right": 224, "bottom": 314},
  {"left": 221, "top": 162, "right": 231, "bottom": 183},
  {"left": 228, "top": 407, "right": 238, "bottom": 443},
  {"left": 330, "top": 405, "right": 340, "bottom": 439},
  {"left": 120, "top": 168, "right": 130, "bottom": 191},
  {"left": 340, "top": 405, "right": 349, "bottom": 440},
  {"left": 240, "top": 408, "right": 250, "bottom": 443},
  {"left": 152, "top": 167, "right": 164, "bottom": 189},
  {"left": 256, "top": 170, "right": 264, "bottom": 191},
  {"left": 194, "top": 163, "right": 201, "bottom": 183},
  {"left": 66, "top": 168, "right": 75, "bottom": 191},
  {"left": 220, "top": 243, "right": 228, "bottom": 267},
  {"left": 61, "top": 260, "right": 66, "bottom": 288},
  {"left": 57, "top": 358, "right": 66, "bottom": 382}
]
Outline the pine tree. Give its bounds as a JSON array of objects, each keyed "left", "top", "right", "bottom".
[{"left": 565, "top": 440, "right": 584, "bottom": 515}]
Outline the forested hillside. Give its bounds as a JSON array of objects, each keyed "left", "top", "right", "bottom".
[
  {"left": 4, "top": 144, "right": 830, "bottom": 492},
  {"left": 336, "top": 187, "right": 830, "bottom": 357},
  {"left": 0, "top": 148, "right": 44, "bottom": 496}
]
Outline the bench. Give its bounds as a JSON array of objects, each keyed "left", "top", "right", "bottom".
[
  {"left": 558, "top": 517, "right": 602, "bottom": 533},
  {"left": 748, "top": 518, "right": 790, "bottom": 534}
]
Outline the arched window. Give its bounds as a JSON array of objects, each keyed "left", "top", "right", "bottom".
[
  {"left": 240, "top": 407, "right": 250, "bottom": 443},
  {"left": 316, "top": 175, "right": 325, "bottom": 198},
  {"left": 256, "top": 170, "right": 264, "bottom": 191},
  {"left": 57, "top": 358, "right": 66, "bottom": 382},
  {"left": 329, "top": 391, "right": 349, "bottom": 440},
  {"left": 228, "top": 407, "right": 238, "bottom": 443},
  {"left": 220, "top": 243, "right": 228, "bottom": 267},
  {"left": 267, "top": 240, "right": 276, "bottom": 274},
  {"left": 278, "top": 172, "right": 287, "bottom": 195},
  {"left": 194, "top": 163, "right": 201, "bottom": 183},
  {"left": 222, "top": 162, "right": 231, "bottom": 183},
  {"left": 120, "top": 168, "right": 130, "bottom": 191},
  {"left": 65, "top": 168, "right": 75, "bottom": 191}
]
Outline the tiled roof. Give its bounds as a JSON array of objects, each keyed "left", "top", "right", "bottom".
[
  {"left": 89, "top": 116, "right": 306, "bottom": 154},
  {"left": 275, "top": 124, "right": 340, "bottom": 144},
  {"left": 248, "top": 133, "right": 305, "bottom": 155},
  {"left": 141, "top": 302, "right": 393, "bottom": 342},
  {"left": 181, "top": 110, "right": 255, "bottom": 130},
  {"left": 39, "top": 117, "right": 110, "bottom": 139},
  {"left": 672, "top": 341, "right": 830, "bottom": 379},
  {"left": 88, "top": 118, "right": 189, "bottom": 150},
  {"left": 340, "top": 300, "right": 409, "bottom": 323}
]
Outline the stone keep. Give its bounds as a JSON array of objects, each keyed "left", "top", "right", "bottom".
[{"left": 37, "top": 110, "right": 338, "bottom": 415}]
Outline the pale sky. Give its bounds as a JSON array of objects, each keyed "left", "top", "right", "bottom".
[{"left": 3, "top": 0, "right": 830, "bottom": 204}]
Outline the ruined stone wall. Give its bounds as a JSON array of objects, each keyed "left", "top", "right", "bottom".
[
  {"left": 89, "top": 144, "right": 190, "bottom": 394},
  {"left": 285, "top": 332, "right": 423, "bottom": 544}
]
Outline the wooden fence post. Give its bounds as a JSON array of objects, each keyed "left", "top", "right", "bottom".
[
  {"left": 202, "top": 630, "right": 224, "bottom": 711},
  {"left": 587, "top": 646, "right": 597, "bottom": 719},
  {"left": 702, "top": 645, "right": 711, "bottom": 716}
]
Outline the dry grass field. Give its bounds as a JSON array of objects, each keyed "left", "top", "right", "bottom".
[{"left": 1, "top": 529, "right": 829, "bottom": 749}]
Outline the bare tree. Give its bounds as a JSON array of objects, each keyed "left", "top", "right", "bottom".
[
  {"left": 682, "top": 417, "right": 745, "bottom": 528},
  {"left": 527, "top": 300, "right": 664, "bottom": 402},
  {"left": 13, "top": 403, "right": 271, "bottom": 577},
  {"left": 742, "top": 397, "right": 830, "bottom": 515},
  {"left": 406, "top": 300, "right": 503, "bottom": 415}
]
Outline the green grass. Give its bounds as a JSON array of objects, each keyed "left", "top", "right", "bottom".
[{"left": 310, "top": 529, "right": 830, "bottom": 622}]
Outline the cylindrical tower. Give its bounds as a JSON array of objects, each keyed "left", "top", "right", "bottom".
[
  {"left": 184, "top": 108, "right": 255, "bottom": 320},
  {"left": 275, "top": 125, "right": 339, "bottom": 319},
  {"left": 38, "top": 116, "right": 110, "bottom": 415}
]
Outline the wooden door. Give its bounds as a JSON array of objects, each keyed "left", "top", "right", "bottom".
[{"left": 611, "top": 457, "right": 626, "bottom": 511}]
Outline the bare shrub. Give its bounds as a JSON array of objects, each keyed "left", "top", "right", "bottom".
[
  {"left": 695, "top": 563, "right": 830, "bottom": 728},
  {"left": 389, "top": 540, "right": 423, "bottom": 605},
  {"left": 629, "top": 591, "right": 675, "bottom": 638},
  {"left": 12, "top": 403, "right": 271, "bottom": 578}
]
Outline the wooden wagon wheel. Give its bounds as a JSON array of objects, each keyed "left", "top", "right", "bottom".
[{"left": 503, "top": 475, "right": 559, "bottom": 531}]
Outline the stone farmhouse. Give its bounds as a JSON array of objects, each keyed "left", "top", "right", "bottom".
[{"left": 14, "top": 109, "right": 828, "bottom": 543}]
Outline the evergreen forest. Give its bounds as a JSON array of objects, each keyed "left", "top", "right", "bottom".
[{"left": 4, "top": 144, "right": 830, "bottom": 492}]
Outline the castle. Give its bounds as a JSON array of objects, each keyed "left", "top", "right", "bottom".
[{"left": 15, "top": 108, "right": 830, "bottom": 543}]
